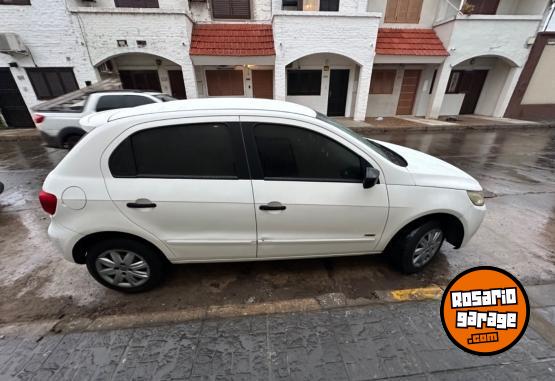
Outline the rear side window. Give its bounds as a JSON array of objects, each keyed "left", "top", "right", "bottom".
[
  {"left": 96, "top": 95, "right": 154, "bottom": 112},
  {"left": 253, "top": 124, "right": 365, "bottom": 182},
  {"left": 109, "top": 124, "right": 238, "bottom": 178}
]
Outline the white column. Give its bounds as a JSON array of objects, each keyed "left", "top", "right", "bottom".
[
  {"left": 274, "top": 63, "right": 286, "bottom": 101},
  {"left": 493, "top": 66, "right": 522, "bottom": 118},
  {"left": 182, "top": 57, "right": 198, "bottom": 99},
  {"left": 426, "top": 62, "right": 451, "bottom": 119},
  {"left": 353, "top": 64, "right": 372, "bottom": 121}
]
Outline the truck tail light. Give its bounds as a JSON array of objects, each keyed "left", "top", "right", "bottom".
[
  {"left": 39, "top": 190, "right": 57, "bottom": 215},
  {"left": 33, "top": 114, "right": 45, "bottom": 124}
]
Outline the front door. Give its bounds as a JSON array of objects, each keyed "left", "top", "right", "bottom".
[
  {"left": 168, "top": 70, "right": 186, "bottom": 99},
  {"left": 119, "top": 70, "right": 162, "bottom": 92},
  {"left": 327, "top": 69, "right": 350, "bottom": 117},
  {"left": 102, "top": 117, "right": 257, "bottom": 261},
  {"left": 241, "top": 117, "right": 389, "bottom": 259},
  {"left": 0, "top": 68, "right": 33, "bottom": 128},
  {"left": 252, "top": 70, "right": 273, "bottom": 99},
  {"left": 459, "top": 70, "right": 488, "bottom": 114},
  {"left": 396, "top": 69, "right": 421, "bottom": 115}
]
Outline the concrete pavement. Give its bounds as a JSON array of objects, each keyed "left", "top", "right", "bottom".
[{"left": 1, "top": 294, "right": 555, "bottom": 380}]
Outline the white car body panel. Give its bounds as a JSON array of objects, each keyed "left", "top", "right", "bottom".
[{"left": 41, "top": 98, "right": 486, "bottom": 265}]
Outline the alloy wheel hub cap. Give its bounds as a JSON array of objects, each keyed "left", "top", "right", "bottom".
[
  {"left": 412, "top": 228, "right": 443, "bottom": 267},
  {"left": 95, "top": 250, "right": 150, "bottom": 288}
]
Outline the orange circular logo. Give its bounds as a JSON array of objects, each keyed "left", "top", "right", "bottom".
[{"left": 440, "top": 266, "right": 529, "bottom": 356}]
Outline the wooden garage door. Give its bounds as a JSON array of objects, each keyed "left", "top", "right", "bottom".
[
  {"left": 252, "top": 70, "right": 273, "bottom": 99},
  {"left": 396, "top": 70, "right": 421, "bottom": 115},
  {"left": 206, "top": 70, "right": 244, "bottom": 96}
]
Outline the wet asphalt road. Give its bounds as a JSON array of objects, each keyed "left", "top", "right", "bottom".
[{"left": 0, "top": 128, "right": 554, "bottom": 324}]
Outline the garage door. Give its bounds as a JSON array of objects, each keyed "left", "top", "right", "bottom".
[
  {"left": 252, "top": 70, "right": 273, "bottom": 99},
  {"left": 0, "top": 68, "right": 33, "bottom": 128},
  {"left": 206, "top": 70, "right": 244, "bottom": 96}
]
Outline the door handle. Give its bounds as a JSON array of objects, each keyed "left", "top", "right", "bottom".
[
  {"left": 127, "top": 200, "right": 157, "bottom": 208},
  {"left": 259, "top": 202, "right": 286, "bottom": 211}
]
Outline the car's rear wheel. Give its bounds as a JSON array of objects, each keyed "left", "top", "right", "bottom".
[
  {"left": 62, "top": 134, "right": 83, "bottom": 149},
  {"left": 389, "top": 221, "right": 445, "bottom": 274},
  {"left": 85, "top": 239, "right": 166, "bottom": 292}
]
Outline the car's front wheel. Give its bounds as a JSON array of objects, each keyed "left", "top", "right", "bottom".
[
  {"left": 389, "top": 221, "right": 445, "bottom": 273},
  {"left": 85, "top": 239, "right": 166, "bottom": 292}
]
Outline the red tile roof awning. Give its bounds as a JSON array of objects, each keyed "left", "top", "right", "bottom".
[
  {"left": 376, "top": 28, "right": 449, "bottom": 56},
  {"left": 190, "top": 24, "right": 275, "bottom": 56}
]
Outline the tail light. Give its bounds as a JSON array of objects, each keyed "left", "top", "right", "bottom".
[
  {"left": 33, "top": 114, "right": 45, "bottom": 124},
  {"left": 39, "top": 190, "right": 57, "bottom": 215}
]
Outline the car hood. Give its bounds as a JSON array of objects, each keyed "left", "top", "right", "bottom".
[
  {"left": 372, "top": 139, "right": 482, "bottom": 191},
  {"left": 79, "top": 110, "right": 121, "bottom": 132}
]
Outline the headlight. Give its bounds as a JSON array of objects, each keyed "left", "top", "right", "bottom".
[{"left": 467, "top": 191, "right": 485, "bottom": 206}]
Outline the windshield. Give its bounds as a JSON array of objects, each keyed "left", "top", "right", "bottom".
[
  {"left": 153, "top": 94, "right": 177, "bottom": 102},
  {"left": 316, "top": 113, "right": 407, "bottom": 167}
]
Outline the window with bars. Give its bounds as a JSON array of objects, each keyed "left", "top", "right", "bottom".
[
  {"left": 212, "top": 0, "right": 251, "bottom": 19},
  {"left": 26, "top": 68, "right": 79, "bottom": 101}
]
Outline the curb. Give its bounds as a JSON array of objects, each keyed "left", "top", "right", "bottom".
[
  {"left": 0, "top": 286, "right": 444, "bottom": 337},
  {"left": 0, "top": 129, "right": 41, "bottom": 142}
]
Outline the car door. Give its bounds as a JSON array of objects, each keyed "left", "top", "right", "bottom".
[
  {"left": 241, "top": 116, "right": 389, "bottom": 259},
  {"left": 101, "top": 117, "right": 257, "bottom": 261}
]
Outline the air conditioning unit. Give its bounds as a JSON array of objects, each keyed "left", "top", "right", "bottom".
[{"left": 0, "top": 33, "right": 28, "bottom": 54}]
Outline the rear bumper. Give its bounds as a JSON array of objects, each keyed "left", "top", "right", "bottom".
[{"left": 48, "top": 221, "right": 83, "bottom": 263}]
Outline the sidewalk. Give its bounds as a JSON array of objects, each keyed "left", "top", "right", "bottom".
[
  {"left": 334, "top": 115, "right": 555, "bottom": 132},
  {"left": 1, "top": 285, "right": 554, "bottom": 380}
]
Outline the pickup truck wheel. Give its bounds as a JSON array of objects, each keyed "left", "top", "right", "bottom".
[
  {"left": 389, "top": 221, "right": 444, "bottom": 274},
  {"left": 85, "top": 239, "right": 166, "bottom": 293},
  {"left": 62, "top": 134, "right": 83, "bottom": 149}
]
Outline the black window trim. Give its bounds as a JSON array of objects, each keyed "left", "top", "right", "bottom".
[
  {"left": 108, "top": 121, "right": 250, "bottom": 180},
  {"left": 241, "top": 121, "right": 370, "bottom": 183}
]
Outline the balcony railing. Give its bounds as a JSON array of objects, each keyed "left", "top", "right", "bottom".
[{"left": 281, "top": 0, "right": 339, "bottom": 12}]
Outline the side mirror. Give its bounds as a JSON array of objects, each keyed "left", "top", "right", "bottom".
[{"left": 363, "top": 167, "right": 380, "bottom": 189}]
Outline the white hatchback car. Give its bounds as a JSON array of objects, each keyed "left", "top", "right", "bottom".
[{"left": 40, "top": 99, "right": 486, "bottom": 292}]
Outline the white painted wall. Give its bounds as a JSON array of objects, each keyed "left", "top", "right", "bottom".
[
  {"left": 522, "top": 44, "right": 555, "bottom": 104},
  {"left": 284, "top": 54, "right": 357, "bottom": 115},
  {"left": 474, "top": 60, "right": 511, "bottom": 115},
  {"left": 0, "top": 0, "right": 97, "bottom": 108},
  {"left": 497, "top": 0, "right": 549, "bottom": 15},
  {"left": 272, "top": 8, "right": 380, "bottom": 120}
]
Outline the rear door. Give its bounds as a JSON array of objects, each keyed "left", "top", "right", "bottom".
[
  {"left": 241, "top": 116, "right": 389, "bottom": 259},
  {"left": 101, "top": 117, "right": 257, "bottom": 261}
]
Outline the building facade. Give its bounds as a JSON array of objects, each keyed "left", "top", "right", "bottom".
[{"left": 0, "top": 0, "right": 551, "bottom": 128}]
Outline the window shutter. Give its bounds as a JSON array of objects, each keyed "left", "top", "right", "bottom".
[
  {"left": 212, "top": 0, "right": 250, "bottom": 19},
  {"left": 206, "top": 70, "right": 244, "bottom": 96},
  {"left": 114, "top": 0, "right": 159, "bottom": 8},
  {"left": 370, "top": 70, "right": 396, "bottom": 94},
  {"left": 385, "top": 0, "right": 422, "bottom": 23},
  {"left": 319, "top": 0, "right": 339, "bottom": 11}
]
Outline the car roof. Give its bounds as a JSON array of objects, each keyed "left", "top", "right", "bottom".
[
  {"left": 90, "top": 90, "right": 161, "bottom": 95},
  {"left": 106, "top": 98, "right": 318, "bottom": 122}
]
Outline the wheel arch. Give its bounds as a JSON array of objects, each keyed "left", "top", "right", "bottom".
[
  {"left": 72, "top": 231, "right": 171, "bottom": 265},
  {"left": 59, "top": 126, "right": 86, "bottom": 144},
  {"left": 383, "top": 212, "right": 465, "bottom": 252}
]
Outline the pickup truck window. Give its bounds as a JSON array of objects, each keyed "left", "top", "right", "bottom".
[{"left": 96, "top": 95, "right": 155, "bottom": 112}]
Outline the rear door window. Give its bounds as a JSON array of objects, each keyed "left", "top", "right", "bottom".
[{"left": 109, "top": 123, "right": 241, "bottom": 179}]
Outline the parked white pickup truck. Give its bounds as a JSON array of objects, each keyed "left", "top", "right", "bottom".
[{"left": 32, "top": 90, "right": 175, "bottom": 148}]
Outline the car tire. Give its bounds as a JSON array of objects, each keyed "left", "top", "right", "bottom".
[
  {"left": 62, "top": 134, "right": 83, "bottom": 149},
  {"left": 85, "top": 238, "right": 166, "bottom": 293},
  {"left": 389, "top": 221, "right": 445, "bottom": 274}
]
